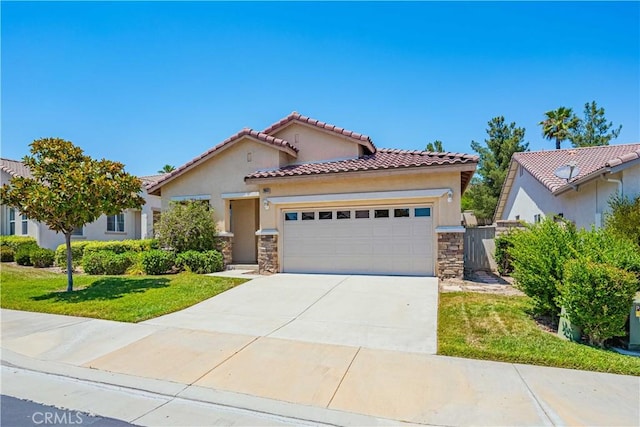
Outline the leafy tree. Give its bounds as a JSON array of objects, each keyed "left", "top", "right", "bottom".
[
  {"left": 425, "top": 140, "right": 444, "bottom": 152},
  {"left": 158, "top": 164, "right": 176, "bottom": 173},
  {"left": 539, "top": 106, "right": 579, "bottom": 149},
  {"left": 569, "top": 101, "right": 622, "bottom": 147},
  {"left": 465, "top": 117, "right": 528, "bottom": 220},
  {"left": 606, "top": 194, "right": 640, "bottom": 248},
  {"left": 0, "top": 138, "right": 144, "bottom": 291},
  {"left": 156, "top": 201, "right": 218, "bottom": 252}
]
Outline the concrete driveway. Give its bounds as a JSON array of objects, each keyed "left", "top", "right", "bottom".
[{"left": 143, "top": 273, "right": 439, "bottom": 354}]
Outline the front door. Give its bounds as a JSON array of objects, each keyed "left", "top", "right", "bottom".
[{"left": 231, "top": 199, "right": 258, "bottom": 263}]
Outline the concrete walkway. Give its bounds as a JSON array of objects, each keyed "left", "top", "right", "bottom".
[{"left": 1, "top": 276, "right": 639, "bottom": 426}]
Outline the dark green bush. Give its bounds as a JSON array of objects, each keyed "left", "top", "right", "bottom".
[
  {"left": 0, "top": 236, "right": 38, "bottom": 253},
  {"left": 30, "top": 248, "right": 55, "bottom": 268},
  {"left": 606, "top": 194, "right": 640, "bottom": 248},
  {"left": 82, "top": 251, "right": 135, "bottom": 275},
  {"left": 83, "top": 239, "right": 158, "bottom": 256},
  {"left": 561, "top": 260, "right": 638, "bottom": 347},
  {"left": 494, "top": 233, "right": 515, "bottom": 276},
  {"left": 577, "top": 228, "right": 640, "bottom": 279},
  {"left": 509, "top": 218, "right": 578, "bottom": 317},
  {"left": 157, "top": 201, "right": 218, "bottom": 252},
  {"left": 1, "top": 247, "right": 15, "bottom": 262},
  {"left": 176, "top": 250, "right": 224, "bottom": 274},
  {"left": 55, "top": 241, "right": 92, "bottom": 269},
  {"left": 15, "top": 246, "right": 37, "bottom": 266},
  {"left": 141, "top": 250, "right": 175, "bottom": 275}
]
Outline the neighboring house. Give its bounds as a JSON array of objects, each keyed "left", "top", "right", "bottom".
[
  {"left": 495, "top": 143, "right": 640, "bottom": 229},
  {"left": 148, "top": 112, "right": 479, "bottom": 278},
  {"left": 0, "top": 158, "right": 163, "bottom": 249}
]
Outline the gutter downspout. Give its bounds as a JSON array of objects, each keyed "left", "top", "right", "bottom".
[{"left": 603, "top": 174, "right": 623, "bottom": 196}]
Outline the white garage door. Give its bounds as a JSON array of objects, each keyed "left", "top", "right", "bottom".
[{"left": 282, "top": 205, "right": 434, "bottom": 276}]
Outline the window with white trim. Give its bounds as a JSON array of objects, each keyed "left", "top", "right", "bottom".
[
  {"left": 107, "top": 213, "right": 125, "bottom": 232},
  {"left": 72, "top": 227, "right": 83, "bottom": 236},
  {"left": 21, "top": 214, "right": 28, "bottom": 234},
  {"left": 9, "top": 208, "right": 15, "bottom": 235}
]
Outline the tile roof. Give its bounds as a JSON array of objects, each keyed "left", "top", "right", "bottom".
[
  {"left": 245, "top": 148, "right": 478, "bottom": 180},
  {"left": 512, "top": 143, "right": 640, "bottom": 194},
  {"left": 138, "top": 174, "right": 168, "bottom": 188},
  {"left": 147, "top": 128, "right": 298, "bottom": 193},
  {"left": 0, "top": 158, "right": 33, "bottom": 179},
  {"left": 263, "top": 111, "right": 376, "bottom": 153}
]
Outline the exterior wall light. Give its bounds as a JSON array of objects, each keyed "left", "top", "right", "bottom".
[
  {"left": 263, "top": 199, "right": 270, "bottom": 210},
  {"left": 447, "top": 189, "right": 453, "bottom": 203}
]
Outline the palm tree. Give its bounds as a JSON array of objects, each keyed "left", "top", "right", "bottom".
[
  {"left": 158, "top": 164, "right": 175, "bottom": 174},
  {"left": 539, "top": 107, "right": 579, "bottom": 150}
]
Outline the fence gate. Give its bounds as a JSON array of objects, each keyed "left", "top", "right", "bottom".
[{"left": 464, "top": 226, "right": 496, "bottom": 272}]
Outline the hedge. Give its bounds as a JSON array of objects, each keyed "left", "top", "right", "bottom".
[
  {"left": 82, "top": 251, "right": 136, "bottom": 275},
  {"left": 0, "top": 236, "right": 38, "bottom": 253},
  {"left": 82, "top": 239, "right": 158, "bottom": 256},
  {"left": 30, "top": 248, "right": 55, "bottom": 268},
  {"left": 54, "top": 241, "right": 93, "bottom": 269}
]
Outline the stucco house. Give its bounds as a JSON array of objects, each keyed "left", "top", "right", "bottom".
[
  {"left": 148, "top": 112, "right": 478, "bottom": 278},
  {"left": 495, "top": 143, "right": 640, "bottom": 228},
  {"left": 0, "top": 158, "right": 163, "bottom": 250}
]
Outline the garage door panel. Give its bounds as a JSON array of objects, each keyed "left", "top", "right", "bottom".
[{"left": 283, "top": 206, "right": 434, "bottom": 276}]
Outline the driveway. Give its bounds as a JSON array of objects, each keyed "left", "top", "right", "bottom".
[{"left": 143, "top": 273, "right": 439, "bottom": 354}]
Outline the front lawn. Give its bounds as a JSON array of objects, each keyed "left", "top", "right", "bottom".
[
  {"left": 0, "top": 264, "right": 246, "bottom": 322},
  {"left": 438, "top": 292, "right": 640, "bottom": 376}
]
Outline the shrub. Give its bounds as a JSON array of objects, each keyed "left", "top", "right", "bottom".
[
  {"left": 577, "top": 228, "right": 640, "bottom": 279},
  {"left": 83, "top": 239, "right": 158, "bottom": 256},
  {"left": 156, "top": 201, "right": 218, "bottom": 252},
  {"left": 30, "top": 248, "right": 55, "bottom": 268},
  {"left": 606, "top": 194, "right": 640, "bottom": 248},
  {"left": 561, "top": 260, "right": 638, "bottom": 347},
  {"left": 15, "top": 246, "right": 37, "bottom": 266},
  {"left": 494, "top": 233, "right": 515, "bottom": 276},
  {"left": 509, "top": 218, "right": 578, "bottom": 317},
  {"left": 1, "top": 247, "right": 15, "bottom": 262},
  {"left": 55, "top": 241, "right": 92, "bottom": 269},
  {"left": 176, "top": 250, "right": 224, "bottom": 274},
  {"left": 0, "top": 236, "right": 37, "bottom": 253},
  {"left": 141, "top": 250, "right": 175, "bottom": 275},
  {"left": 82, "top": 251, "right": 135, "bottom": 275}
]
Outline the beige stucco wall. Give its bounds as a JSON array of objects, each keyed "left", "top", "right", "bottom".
[
  {"left": 271, "top": 123, "right": 361, "bottom": 164},
  {"left": 159, "top": 137, "right": 282, "bottom": 231}
]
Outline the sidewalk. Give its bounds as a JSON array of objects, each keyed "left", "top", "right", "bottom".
[{"left": 2, "top": 308, "right": 638, "bottom": 426}]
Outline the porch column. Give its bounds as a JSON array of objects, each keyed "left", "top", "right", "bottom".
[
  {"left": 256, "top": 229, "right": 279, "bottom": 274},
  {"left": 217, "top": 232, "right": 234, "bottom": 267},
  {"left": 435, "top": 226, "right": 465, "bottom": 279}
]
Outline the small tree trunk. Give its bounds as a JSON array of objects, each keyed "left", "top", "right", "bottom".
[
  {"left": 65, "top": 232, "right": 74, "bottom": 292},
  {"left": 555, "top": 138, "right": 561, "bottom": 150}
]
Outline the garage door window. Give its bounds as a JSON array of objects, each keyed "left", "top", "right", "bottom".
[
  {"left": 302, "top": 212, "right": 315, "bottom": 220},
  {"left": 355, "top": 210, "right": 370, "bottom": 219},
  {"left": 285, "top": 212, "right": 298, "bottom": 221},
  {"left": 319, "top": 211, "right": 333, "bottom": 220},
  {"left": 415, "top": 207, "right": 431, "bottom": 217},
  {"left": 394, "top": 208, "right": 410, "bottom": 218},
  {"left": 374, "top": 209, "right": 389, "bottom": 218},
  {"left": 337, "top": 210, "right": 351, "bottom": 219}
]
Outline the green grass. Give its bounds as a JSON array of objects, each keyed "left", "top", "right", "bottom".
[
  {"left": 438, "top": 292, "right": 640, "bottom": 376},
  {"left": 0, "top": 263, "right": 246, "bottom": 322}
]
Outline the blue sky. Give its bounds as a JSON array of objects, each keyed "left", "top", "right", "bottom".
[{"left": 2, "top": 1, "right": 638, "bottom": 176}]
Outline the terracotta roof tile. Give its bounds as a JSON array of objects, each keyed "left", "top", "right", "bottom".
[
  {"left": 513, "top": 143, "right": 640, "bottom": 194},
  {"left": 0, "top": 158, "right": 33, "bottom": 179},
  {"left": 138, "top": 173, "right": 168, "bottom": 188},
  {"left": 262, "top": 111, "right": 376, "bottom": 152},
  {"left": 246, "top": 148, "right": 478, "bottom": 180}
]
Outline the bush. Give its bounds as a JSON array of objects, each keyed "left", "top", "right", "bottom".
[
  {"left": 606, "top": 194, "right": 640, "bottom": 248},
  {"left": 176, "top": 250, "right": 224, "bottom": 274},
  {"left": 15, "top": 246, "right": 37, "bottom": 266},
  {"left": 494, "top": 233, "right": 515, "bottom": 276},
  {"left": 83, "top": 239, "right": 158, "bottom": 256},
  {"left": 577, "top": 228, "right": 640, "bottom": 279},
  {"left": 157, "top": 201, "right": 218, "bottom": 252},
  {"left": 55, "top": 241, "right": 93, "bottom": 269},
  {"left": 561, "top": 260, "right": 638, "bottom": 347},
  {"left": 0, "top": 236, "right": 37, "bottom": 253},
  {"left": 141, "top": 250, "right": 175, "bottom": 275},
  {"left": 30, "top": 248, "right": 55, "bottom": 268},
  {"left": 509, "top": 218, "right": 578, "bottom": 317},
  {"left": 82, "top": 251, "right": 135, "bottom": 275},
  {"left": 1, "top": 247, "right": 15, "bottom": 262}
]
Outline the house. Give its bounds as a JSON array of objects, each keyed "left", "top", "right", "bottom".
[
  {"left": 0, "top": 158, "right": 163, "bottom": 249},
  {"left": 495, "top": 144, "right": 640, "bottom": 228},
  {"left": 148, "top": 112, "right": 478, "bottom": 278}
]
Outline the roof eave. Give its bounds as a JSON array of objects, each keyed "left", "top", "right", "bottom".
[{"left": 493, "top": 158, "right": 519, "bottom": 222}]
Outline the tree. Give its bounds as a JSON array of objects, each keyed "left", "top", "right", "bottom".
[
  {"left": 158, "top": 164, "right": 175, "bottom": 173},
  {"left": 464, "top": 117, "right": 528, "bottom": 220},
  {"left": 0, "top": 138, "right": 144, "bottom": 291},
  {"left": 156, "top": 201, "right": 218, "bottom": 253},
  {"left": 569, "top": 101, "right": 622, "bottom": 147},
  {"left": 539, "top": 107, "right": 579, "bottom": 149},
  {"left": 425, "top": 140, "right": 444, "bottom": 152}
]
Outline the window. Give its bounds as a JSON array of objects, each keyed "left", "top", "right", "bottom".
[
  {"left": 9, "top": 208, "right": 15, "bottom": 235},
  {"left": 21, "top": 214, "right": 28, "bottom": 235},
  {"left": 394, "top": 208, "right": 409, "bottom": 218},
  {"left": 319, "top": 211, "right": 332, "bottom": 220},
  {"left": 302, "top": 212, "right": 315, "bottom": 221},
  {"left": 415, "top": 207, "right": 431, "bottom": 217},
  {"left": 285, "top": 212, "right": 298, "bottom": 221},
  {"left": 374, "top": 209, "right": 389, "bottom": 218},
  {"left": 107, "top": 213, "right": 125, "bottom": 232},
  {"left": 534, "top": 214, "right": 542, "bottom": 224},
  {"left": 355, "top": 210, "right": 370, "bottom": 219},
  {"left": 72, "top": 227, "right": 83, "bottom": 236},
  {"left": 337, "top": 210, "right": 351, "bottom": 219}
]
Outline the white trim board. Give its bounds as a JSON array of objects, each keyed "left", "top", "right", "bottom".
[
  {"left": 266, "top": 189, "right": 450, "bottom": 205},
  {"left": 221, "top": 191, "right": 260, "bottom": 199}
]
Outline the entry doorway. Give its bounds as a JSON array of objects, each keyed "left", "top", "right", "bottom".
[{"left": 230, "top": 198, "right": 259, "bottom": 263}]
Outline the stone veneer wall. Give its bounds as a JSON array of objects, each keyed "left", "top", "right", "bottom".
[
  {"left": 437, "top": 232, "right": 464, "bottom": 279},
  {"left": 495, "top": 220, "right": 525, "bottom": 238},
  {"left": 217, "top": 235, "right": 233, "bottom": 267},
  {"left": 258, "top": 234, "right": 278, "bottom": 274}
]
